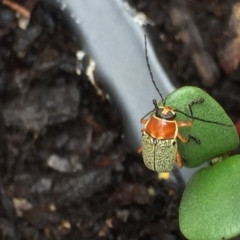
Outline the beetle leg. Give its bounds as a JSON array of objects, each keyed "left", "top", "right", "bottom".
[
  {"left": 137, "top": 146, "right": 142, "bottom": 153},
  {"left": 176, "top": 150, "right": 183, "bottom": 168},
  {"left": 177, "top": 121, "right": 193, "bottom": 128},
  {"left": 140, "top": 119, "right": 149, "bottom": 124},
  {"left": 177, "top": 132, "right": 188, "bottom": 143},
  {"left": 187, "top": 97, "right": 204, "bottom": 118},
  {"left": 177, "top": 132, "right": 201, "bottom": 144},
  {"left": 187, "top": 135, "right": 201, "bottom": 144},
  {"left": 141, "top": 127, "right": 151, "bottom": 133},
  {"left": 140, "top": 108, "right": 155, "bottom": 123},
  {"left": 183, "top": 158, "right": 189, "bottom": 166}
]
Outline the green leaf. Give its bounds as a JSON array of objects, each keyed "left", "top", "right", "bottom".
[
  {"left": 179, "top": 155, "right": 240, "bottom": 240},
  {"left": 163, "top": 86, "right": 239, "bottom": 167}
]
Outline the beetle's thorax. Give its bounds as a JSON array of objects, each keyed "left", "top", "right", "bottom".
[{"left": 145, "top": 116, "right": 178, "bottom": 139}]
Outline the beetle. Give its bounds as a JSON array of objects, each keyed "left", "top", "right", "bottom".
[
  {"left": 139, "top": 34, "right": 232, "bottom": 173},
  {"left": 139, "top": 97, "right": 203, "bottom": 172}
]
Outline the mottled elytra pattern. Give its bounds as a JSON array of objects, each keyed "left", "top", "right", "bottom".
[{"left": 142, "top": 132, "right": 177, "bottom": 172}]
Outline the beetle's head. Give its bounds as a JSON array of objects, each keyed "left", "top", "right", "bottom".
[{"left": 153, "top": 99, "right": 176, "bottom": 120}]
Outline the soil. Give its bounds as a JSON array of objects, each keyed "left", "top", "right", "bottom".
[
  {"left": 0, "top": 0, "right": 239, "bottom": 240},
  {"left": 128, "top": 0, "right": 240, "bottom": 124}
]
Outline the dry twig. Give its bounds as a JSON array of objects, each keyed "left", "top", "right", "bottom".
[{"left": 2, "top": 0, "right": 30, "bottom": 18}]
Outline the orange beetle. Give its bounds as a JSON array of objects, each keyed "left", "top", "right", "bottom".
[{"left": 139, "top": 98, "right": 201, "bottom": 172}]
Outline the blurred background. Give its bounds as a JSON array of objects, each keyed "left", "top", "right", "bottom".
[{"left": 0, "top": 0, "right": 239, "bottom": 239}]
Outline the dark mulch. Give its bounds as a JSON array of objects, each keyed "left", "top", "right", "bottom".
[
  {"left": 0, "top": 0, "right": 239, "bottom": 240},
  {"left": 128, "top": 0, "right": 240, "bottom": 123}
]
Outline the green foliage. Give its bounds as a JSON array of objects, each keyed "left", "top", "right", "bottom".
[
  {"left": 152, "top": 86, "right": 240, "bottom": 239},
  {"left": 179, "top": 155, "right": 240, "bottom": 240},
  {"left": 163, "top": 86, "right": 239, "bottom": 167}
]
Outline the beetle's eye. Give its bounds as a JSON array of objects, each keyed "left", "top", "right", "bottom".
[
  {"left": 155, "top": 107, "right": 163, "bottom": 118},
  {"left": 164, "top": 111, "right": 176, "bottom": 120}
]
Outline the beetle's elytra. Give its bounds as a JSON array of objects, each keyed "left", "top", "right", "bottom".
[{"left": 142, "top": 132, "right": 177, "bottom": 172}]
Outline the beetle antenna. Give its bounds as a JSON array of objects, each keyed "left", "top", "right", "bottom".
[
  {"left": 141, "top": 108, "right": 155, "bottom": 122},
  {"left": 144, "top": 34, "right": 166, "bottom": 106},
  {"left": 175, "top": 109, "right": 233, "bottom": 127}
]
